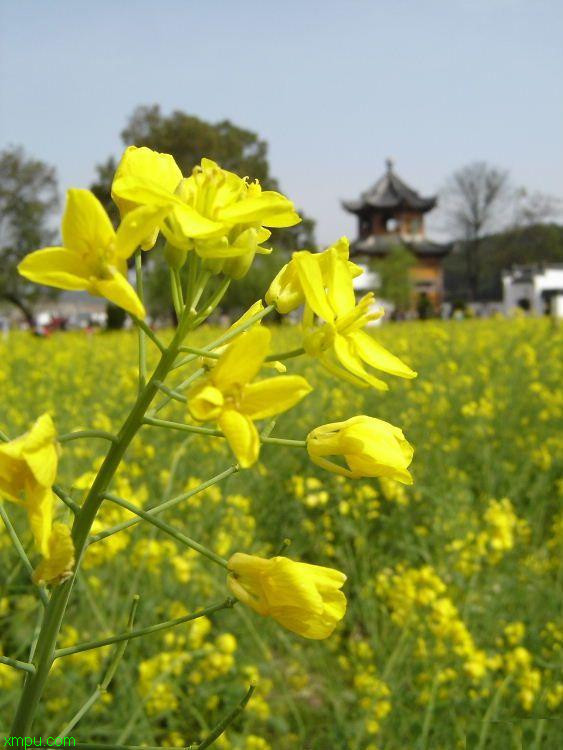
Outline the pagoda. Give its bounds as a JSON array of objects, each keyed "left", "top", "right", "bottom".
[{"left": 342, "top": 159, "right": 451, "bottom": 310}]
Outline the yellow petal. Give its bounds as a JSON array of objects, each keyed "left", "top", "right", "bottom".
[
  {"left": 325, "top": 249, "right": 356, "bottom": 316},
  {"left": 114, "top": 204, "right": 172, "bottom": 258},
  {"left": 19, "top": 414, "right": 58, "bottom": 488},
  {"left": 350, "top": 331, "right": 417, "bottom": 379},
  {"left": 215, "top": 192, "right": 297, "bottom": 225},
  {"left": 188, "top": 383, "right": 224, "bottom": 422},
  {"left": 218, "top": 410, "right": 260, "bottom": 468},
  {"left": 333, "top": 335, "right": 389, "bottom": 390},
  {"left": 241, "top": 376, "right": 312, "bottom": 419},
  {"left": 94, "top": 269, "right": 146, "bottom": 318},
  {"left": 18, "top": 248, "right": 90, "bottom": 291},
  {"left": 294, "top": 252, "right": 335, "bottom": 322},
  {"left": 33, "top": 522, "right": 75, "bottom": 586},
  {"left": 25, "top": 485, "right": 54, "bottom": 557},
  {"left": 62, "top": 189, "right": 115, "bottom": 256},
  {"left": 212, "top": 327, "right": 271, "bottom": 390},
  {"left": 261, "top": 210, "right": 301, "bottom": 228},
  {"left": 111, "top": 145, "right": 183, "bottom": 220}
]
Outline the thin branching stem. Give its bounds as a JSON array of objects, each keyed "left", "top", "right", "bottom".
[
  {"left": 171, "top": 304, "right": 275, "bottom": 371},
  {"left": 58, "top": 430, "right": 119, "bottom": 444},
  {"left": 0, "top": 654, "right": 36, "bottom": 674},
  {"left": 103, "top": 492, "right": 229, "bottom": 569},
  {"left": 59, "top": 596, "right": 140, "bottom": 737},
  {"left": 0, "top": 504, "right": 49, "bottom": 606},
  {"left": 131, "top": 316, "right": 166, "bottom": 353},
  {"left": 191, "top": 685, "right": 255, "bottom": 749},
  {"left": 154, "top": 380, "right": 187, "bottom": 404},
  {"left": 88, "top": 465, "right": 238, "bottom": 543},
  {"left": 54, "top": 598, "right": 235, "bottom": 658}
]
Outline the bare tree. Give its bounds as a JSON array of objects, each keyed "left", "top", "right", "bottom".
[
  {"left": 442, "top": 162, "right": 510, "bottom": 300},
  {"left": 511, "top": 188, "right": 563, "bottom": 228}
]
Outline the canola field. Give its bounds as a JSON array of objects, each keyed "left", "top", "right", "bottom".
[{"left": 1, "top": 317, "right": 562, "bottom": 749}]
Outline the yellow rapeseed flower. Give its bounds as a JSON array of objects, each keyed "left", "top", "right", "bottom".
[
  {"left": 284, "top": 243, "right": 416, "bottom": 389},
  {"left": 112, "top": 149, "right": 300, "bottom": 277},
  {"left": 18, "top": 189, "right": 167, "bottom": 318},
  {"left": 266, "top": 237, "right": 363, "bottom": 313},
  {"left": 0, "top": 414, "right": 58, "bottom": 555},
  {"left": 188, "top": 327, "right": 311, "bottom": 467},
  {"left": 227, "top": 552, "right": 347, "bottom": 639},
  {"left": 307, "top": 416, "right": 414, "bottom": 483}
]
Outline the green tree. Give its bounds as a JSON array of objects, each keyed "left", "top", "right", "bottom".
[
  {"left": 375, "top": 244, "right": 415, "bottom": 314},
  {"left": 91, "top": 105, "right": 316, "bottom": 318},
  {"left": 0, "top": 146, "right": 59, "bottom": 325}
]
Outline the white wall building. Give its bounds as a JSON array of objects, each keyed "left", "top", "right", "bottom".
[{"left": 502, "top": 265, "right": 563, "bottom": 317}]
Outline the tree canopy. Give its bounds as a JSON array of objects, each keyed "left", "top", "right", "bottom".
[{"left": 0, "top": 146, "right": 59, "bottom": 324}]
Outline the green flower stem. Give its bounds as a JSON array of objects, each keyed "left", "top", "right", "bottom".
[
  {"left": 265, "top": 347, "right": 305, "bottom": 361},
  {"left": 262, "top": 436, "right": 307, "bottom": 448},
  {"left": 54, "top": 598, "right": 235, "bottom": 659},
  {"left": 0, "top": 654, "right": 36, "bottom": 674},
  {"left": 173, "top": 267, "right": 185, "bottom": 308},
  {"left": 58, "top": 430, "right": 119, "bottom": 444},
  {"left": 169, "top": 268, "right": 183, "bottom": 319},
  {"left": 0, "top": 504, "right": 49, "bottom": 606},
  {"left": 88, "top": 464, "right": 238, "bottom": 544},
  {"left": 179, "top": 345, "right": 220, "bottom": 358},
  {"left": 10, "top": 309, "right": 194, "bottom": 736},
  {"left": 103, "top": 491, "right": 229, "bottom": 569},
  {"left": 154, "top": 379, "right": 187, "bottom": 404},
  {"left": 192, "top": 684, "right": 255, "bottom": 750},
  {"left": 53, "top": 484, "right": 81, "bottom": 515},
  {"left": 151, "top": 367, "right": 205, "bottom": 414},
  {"left": 192, "top": 277, "right": 231, "bottom": 326},
  {"left": 131, "top": 316, "right": 166, "bottom": 353},
  {"left": 144, "top": 416, "right": 220, "bottom": 437},
  {"left": 0, "top": 428, "right": 9, "bottom": 442},
  {"left": 135, "top": 251, "right": 147, "bottom": 390},
  {"left": 171, "top": 303, "right": 275, "bottom": 371},
  {"left": 189, "top": 269, "right": 211, "bottom": 313},
  {"left": 58, "top": 596, "right": 139, "bottom": 738},
  {"left": 144, "top": 416, "right": 307, "bottom": 448}
]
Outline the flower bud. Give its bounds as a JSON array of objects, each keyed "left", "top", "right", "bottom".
[
  {"left": 307, "top": 415, "right": 413, "bottom": 483},
  {"left": 163, "top": 241, "right": 188, "bottom": 269},
  {"left": 227, "top": 552, "right": 346, "bottom": 639}
]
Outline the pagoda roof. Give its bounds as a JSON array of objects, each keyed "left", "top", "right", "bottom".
[
  {"left": 343, "top": 159, "right": 437, "bottom": 214},
  {"left": 351, "top": 235, "right": 451, "bottom": 258}
]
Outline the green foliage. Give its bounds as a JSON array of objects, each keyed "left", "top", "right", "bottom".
[
  {"left": 444, "top": 223, "right": 563, "bottom": 301},
  {"left": 0, "top": 146, "right": 59, "bottom": 323},
  {"left": 373, "top": 244, "right": 415, "bottom": 313}
]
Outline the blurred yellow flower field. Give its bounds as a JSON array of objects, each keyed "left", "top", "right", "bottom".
[{"left": 1, "top": 316, "right": 562, "bottom": 748}]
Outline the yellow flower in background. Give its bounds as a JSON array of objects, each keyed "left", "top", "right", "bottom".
[
  {"left": 307, "top": 416, "right": 414, "bottom": 483},
  {"left": 0, "top": 414, "right": 58, "bottom": 555},
  {"left": 33, "top": 522, "right": 75, "bottom": 586},
  {"left": 188, "top": 327, "right": 311, "bottom": 467},
  {"left": 18, "top": 189, "right": 167, "bottom": 318},
  {"left": 266, "top": 237, "right": 363, "bottom": 313},
  {"left": 112, "top": 150, "right": 300, "bottom": 276},
  {"left": 227, "top": 552, "right": 347, "bottom": 639},
  {"left": 295, "top": 247, "right": 417, "bottom": 389},
  {"left": 111, "top": 145, "right": 183, "bottom": 250}
]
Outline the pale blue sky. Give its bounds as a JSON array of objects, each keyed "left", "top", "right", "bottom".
[{"left": 1, "top": 0, "right": 562, "bottom": 244}]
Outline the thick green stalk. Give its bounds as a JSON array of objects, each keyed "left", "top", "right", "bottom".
[{"left": 9, "top": 315, "right": 191, "bottom": 735}]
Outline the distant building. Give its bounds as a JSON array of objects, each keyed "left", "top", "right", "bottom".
[
  {"left": 342, "top": 160, "right": 451, "bottom": 309},
  {"left": 502, "top": 264, "right": 563, "bottom": 317}
]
